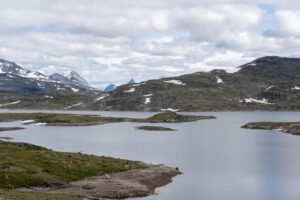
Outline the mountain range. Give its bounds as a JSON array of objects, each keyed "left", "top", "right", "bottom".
[
  {"left": 0, "top": 59, "right": 100, "bottom": 95},
  {"left": 0, "top": 56, "right": 299, "bottom": 111}
]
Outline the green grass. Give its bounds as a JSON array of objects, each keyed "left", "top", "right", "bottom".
[
  {"left": 0, "top": 141, "right": 146, "bottom": 189},
  {"left": 0, "top": 189, "right": 81, "bottom": 200}
]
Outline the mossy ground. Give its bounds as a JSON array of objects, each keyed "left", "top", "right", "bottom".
[
  {"left": 0, "top": 141, "right": 146, "bottom": 189},
  {"left": 0, "top": 189, "right": 81, "bottom": 200}
]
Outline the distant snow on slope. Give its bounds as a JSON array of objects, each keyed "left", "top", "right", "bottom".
[
  {"left": 292, "top": 86, "right": 300, "bottom": 90},
  {"left": 216, "top": 76, "right": 223, "bottom": 83},
  {"left": 143, "top": 94, "right": 153, "bottom": 97},
  {"left": 124, "top": 88, "right": 135, "bottom": 93},
  {"left": 71, "top": 88, "right": 79, "bottom": 92},
  {"left": 145, "top": 97, "right": 151, "bottom": 104},
  {"left": 242, "top": 98, "right": 272, "bottom": 104},
  {"left": 265, "top": 85, "right": 274, "bottom": 91},
  {"left": 95, "top": 94, "right": 109, "bottom": 102},
  {"left": 65, "top": 102, "right": 83, "bottom": 109},
  {"left": 248, "top": 62, "right": 257, "bottom": 66},
  {"left": 0, "top": 101, "right": 21, "bottom": 107},
  {"left": 163, "top": 80, "right": 186, "bottom": 85}
]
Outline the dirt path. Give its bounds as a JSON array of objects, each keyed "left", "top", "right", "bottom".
[{"left": 18, "top": 164, "right": 181, "bottom": 199}]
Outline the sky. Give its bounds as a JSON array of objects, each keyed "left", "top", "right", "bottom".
[{"left": 1, "top": 0, "right": 300, "bottom": 89}]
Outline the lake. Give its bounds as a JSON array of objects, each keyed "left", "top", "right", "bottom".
[{"left": 0, "top": 110, "right": 300, "bottom": 200}]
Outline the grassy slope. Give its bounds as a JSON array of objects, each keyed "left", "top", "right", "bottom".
[
  {"left": 0, "top": 141, "right": 146, "bottom": 189},
  {"left": 91, "top": 68, "right": 300, "bottom": 111},
  {"left": 0, "top": 189, "right": 81, "bottom": 200},
  {"left": 0, "top": 92, "right": 96, "bottom": 110}
]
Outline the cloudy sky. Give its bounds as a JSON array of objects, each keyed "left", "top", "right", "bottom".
[{"left": 1, "top": 0, "right": 300, "bottom": 89}]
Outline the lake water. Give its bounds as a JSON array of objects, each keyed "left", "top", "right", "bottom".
[{"left": 0, "top": 110, "right": 300, "bottom": 200}]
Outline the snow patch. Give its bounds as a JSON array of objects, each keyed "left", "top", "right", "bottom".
[
  {"left": 71, "top": 88, "right": 79, "bottom": 92},
  {"left": 265, "top": 86, "right": 274, "bottom": 91},
  {"left": 241, "top": 98, "right": 272, "bottom": 104},
  {"left": 163, "top": 80, "right": 186, "bottom": 85},
  {"left": 0, "top": 101, "right": 20, "bottom": 107},
  {"left": 21, "top": 120, "right": 35, "bottom": 124},
  {"left": 124, "top": 88, "right": 135, "bottom": 93},
  {"left": 248, "top": 62, "right": 257, "bottom": 66},
  {"left": 143, "top": 94, "right": 153, "bottom": 97},
  {"left": 161, "top": 108, "right": 180, "bottom": 112},
  {"left": 32, "top": 123, "right": 47, "bottom": 126},
  {"left": 292, "top": 86, "right": 300, "bottom": 90},
  {"left": 145, "top": 97, "right": 151, "bottom": 104},
  {"left": 216, "top": 76, "right": 223, "bottom": 84},
  {"left": 95, "top": 94, "right": 109, "bottom": 102},
  {"left": 45, "top": 95, "right": 53, "bottom": 99},
  {"left": 65, "top": 103, "right": 83, "bottom": 109}
]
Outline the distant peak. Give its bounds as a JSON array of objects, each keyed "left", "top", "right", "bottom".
[
  {"left": 127, "top": 79, "right": 135, "bottom": 84},
  {"left": 104, "top": 84, "right": 117, "bottom": 92}
]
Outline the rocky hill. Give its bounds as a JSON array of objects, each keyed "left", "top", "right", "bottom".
[{"left": 88, "top": 56, "right": 300, "bottom": 111}]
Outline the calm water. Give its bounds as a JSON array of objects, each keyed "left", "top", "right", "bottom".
[{"left": 0, "top": 110, "right": 300, "bottom": 200}]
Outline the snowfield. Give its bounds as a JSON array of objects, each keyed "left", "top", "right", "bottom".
[{"left": 163, "top": 80, "right": 186, "bottom": 85}]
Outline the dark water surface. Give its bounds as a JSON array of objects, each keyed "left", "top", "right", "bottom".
[{"left": 0, "top": 110, "right": 300, "bottom": 200}]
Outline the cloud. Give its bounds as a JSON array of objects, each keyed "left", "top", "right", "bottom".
[{"left": 0, "top": 0, "right": 299, "bottom": 89}]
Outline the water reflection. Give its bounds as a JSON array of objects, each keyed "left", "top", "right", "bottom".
[{"left": 0, "top": 111, "right": 299, "bottom": 200}]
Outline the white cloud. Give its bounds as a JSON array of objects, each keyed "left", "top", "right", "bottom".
[{"left": 0, "top": 0, "right": 299, "bottom": 89}]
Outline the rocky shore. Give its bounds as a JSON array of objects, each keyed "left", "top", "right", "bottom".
[{"left": 19, "top": 165, "right": 181, "bottom": 199}]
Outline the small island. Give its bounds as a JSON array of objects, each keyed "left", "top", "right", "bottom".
[
  {"left": 0, "top": 141, "right": 181, "bottom": 199},
  {"left": 0, "top": 127, "right": 25, "bottom": 132},
  {"left": 0, "top": 111, "right": 215, "bottom": 126},
  {"left": 136, "top": 126, "right": 176, "bottom": 131},
  {"left": 242, "top": 122, "right": 300, "bottom": 135}
]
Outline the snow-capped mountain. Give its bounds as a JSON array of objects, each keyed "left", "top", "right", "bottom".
[
  {"left": 50, "top": 71, "right": 88, "bottom": 87},
  {"left": 0, "top": 59, "right": 49, "bottom": 81},
  {"left": 0, "top": 59, "right": 101, "bottom": 95}
]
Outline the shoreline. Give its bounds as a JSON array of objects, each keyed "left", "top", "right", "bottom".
[
  {"left": 18, "top": 164, "right": 181, "bottom": 199},
  {"left": 1, "top": 108, "right": 300, "bottom": 113}
]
